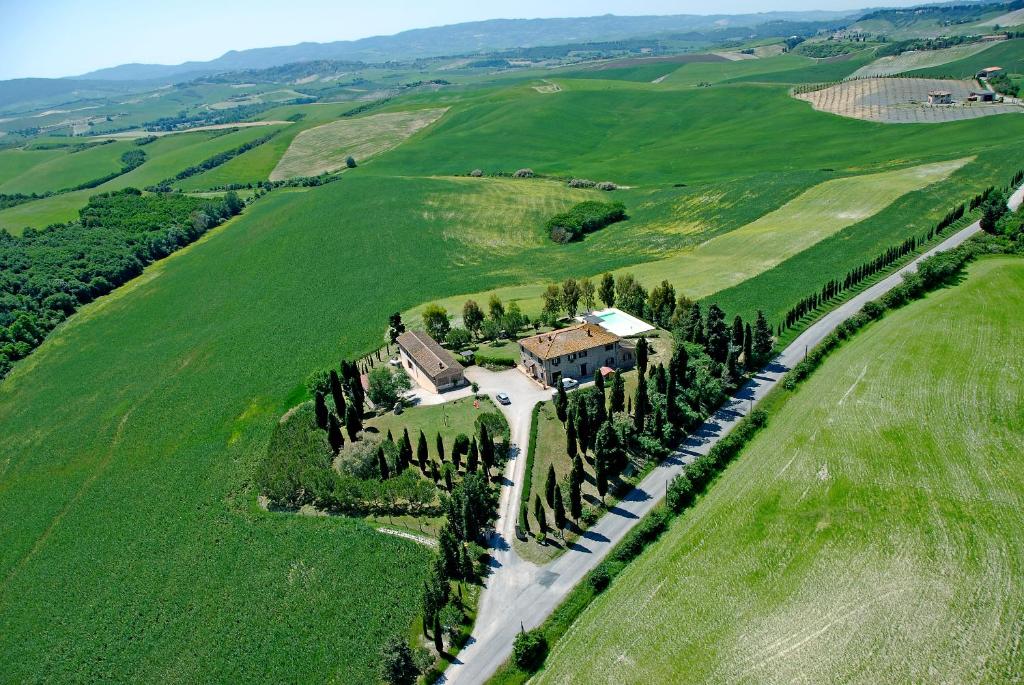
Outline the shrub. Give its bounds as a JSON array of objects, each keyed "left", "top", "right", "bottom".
[
  {"left": 513, "top": 168, "right": 534, "bottom": 178},
  {"left": 596, "top": 181, "right": 618, "bottom": 191},
  {"left": 568, "top": 178, "right": 596, "bottom": 188},
  {"left": 512, "top": 629, "right": 548, "bottom": 672},
  {"left": 588, "top": 564, "right": 612, "bottom": 593},
  {"left": 666, "top": 472, "right": 694, "bottom": 513},
  {"left": 473, "top": 353, "right": 516, "bottom": 369},
  {"left": 306, "top": 369, "right": 332, "bottom": 396},
  {"left": 469, "top": 168, "right": 483, "bottom": 177},
  {"left": 475, "top": 411, "right": 511, "bottom": 443},
  {"left": 613, "top": 509, "right": 669, "bottom": 563},
  {"left": 445, "top": 327, "right": 472, "bottom": 350}
]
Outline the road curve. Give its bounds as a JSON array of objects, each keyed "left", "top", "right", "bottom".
[{"left": 442, "top": 183, "right": 1024, "bottom": 685}]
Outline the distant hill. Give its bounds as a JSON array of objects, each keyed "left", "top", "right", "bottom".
[
  {"left": 0, "top": 78, "right": 146, "bottom": 113},
  {"left": 75, "top": 10, "right": 860, "bottom": 81}
]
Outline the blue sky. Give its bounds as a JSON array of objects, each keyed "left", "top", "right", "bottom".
[{"left": 0, "top": 0, "right": 921, "bottom": 80}]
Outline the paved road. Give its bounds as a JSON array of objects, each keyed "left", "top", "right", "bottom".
[{"left": 442, "top": 184, "right": 1024, "bottom": 685}]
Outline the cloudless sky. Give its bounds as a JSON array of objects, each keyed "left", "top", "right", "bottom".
[{"left": 1, "top": 0, "right": 924, "bottom": 80}]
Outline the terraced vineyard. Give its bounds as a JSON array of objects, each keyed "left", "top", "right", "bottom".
[{"left": 536, "top": 256, "right": 1024, "bottom": 684}]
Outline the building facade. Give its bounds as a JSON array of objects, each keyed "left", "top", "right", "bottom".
[
  {"left": 396, "top": 330, "right": 466, "bottom": 394},
  {"left": 518, "top": 322, "right": 635, "bottom": 386}
]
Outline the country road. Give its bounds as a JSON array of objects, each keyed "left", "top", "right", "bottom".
[{"left": 441, "top": 183, "right": 1024, "bottom": 685}]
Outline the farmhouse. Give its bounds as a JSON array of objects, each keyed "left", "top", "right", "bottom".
[
  {"left": 969, "top": 90, "right": 997, "bottom": 102},
  {"left": 396, "top": 330, "right": 466, "bottom": 394},
  {"left": 977, "top": 66, "right": 1004, "bottom": 79},
  {"left": 927, "top": 90, "right": 952, "bottom": 105},
  {"left": 518, "top": 322, "right": 635, "bottom": 386}
]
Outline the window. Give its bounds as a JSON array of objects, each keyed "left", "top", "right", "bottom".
[
  {"left": 552, "top": 356, "right": 560, "bottom": 366},
  {"left": 568, "top": 353, "right": 576, "bottom": 361},
  {"left": 604, "top": 343, "right": 614, "bottom": 351},
  {"left": 606, "top": 357, "right": 614, "bottom": 366},
  {"left": 579, "top": 350, "right": 588, "bottom": 357}
]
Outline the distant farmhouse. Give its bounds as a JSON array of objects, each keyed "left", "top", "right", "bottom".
[
  {"left": 396, "top": 330, "right": 465, "bottom": 394},
  {"left": 518, "top": 322, "right": 635, "bottom": 386},
  {"left": 976, "top": 66, "right": 1004, "bottom": 79},
  {"left": 928, "top": 90, "right": 952, "bottom": 105}
]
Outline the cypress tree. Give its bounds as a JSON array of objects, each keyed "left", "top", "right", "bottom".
[
  {"left": 430, "top": 460, "right": 440, "bottom": 483},
  {"left": 666, "top": 373, "right": 679, "bottom": 426},
  {"left": 344, "top": 403, "right": 361, "bottom": 442},
  {"left": 400, "top": 428, "right": 413, "bottom": 472},
  {"left": 534, "top": 494, "right": 548, "bottom": 536},
  {"left": 554, "top": 375, "right": 568, "bottom": 423},
  {"left": 467, "top": 438, "right": 478, "bottom": 472},
  {"left": 439, "top": 523, "right": 461, "bottom": 579},
  {"left": 377, "top": 445, "right": 390, "bottom": 480},
  {"left": 329, "top": 369, "right": 346, "bottom": 417},
  {"left": 595, "top": 451, "right": 608, "bottom": 504},
  {"left": 314, "top": 391, "right": 329, "bottom": 430},
  {"left": 593, "top": 368, "right": 605, "bottom": 391},
  {"left": 655, "top": 363, "right": 667, "bottom": 394},
  {"left": 553, "top": 487, "right": 566, "bottom": 536},
  {"left": 569, "top": 463, "right": 583, "bottom": 522},
  {"left": 566, "top": 417, "right": 577, "bottom": 459},
  {"left": 444, "top": 468, "right": 453, "bottom": 492},
  {"left": 610, "top": 371, "right": 625, "bottom": 413},
  {"left": 460, "top": 543, "right": 474, "bottom": 581},
  {"left": 479, "top": 425, "right": 494, "bottom": 475},
  {"left": 633, "top": 379, "right": 648, "bottom": 433},
  {"left": 731, "top": 315, "right": 744, "bottom": 348},
  {"left": 753, "top": 310, "right": 774, "bottom": 363},
  {"left": 636, "top": 337, "right": 649, "bottom": 377},
  {"left": 743, "top": 322, "right": 754, "bottom": 371},
  {"left": 576, "top": 407, "right": 590, "bottom": 455},
  {"left": 670, "top": 343, "right": 688, "bottom": 389},
  {"left": 436, "top": 433, "right": 445, "bottom": 462},
  {"left": 686, "top": 304, "right": 704, "bottom": 344},
  {"left": 327, "top": 413, "right": 344, "bottom": 452},
  {"left": 433, "top": 613, "right": 444, "bottom": 653},
  {"left": 545, "top": 464, "right": 557, "bottom": 508},
  {"left": 705, "top": 304, "right": 729, "bottom": 363},
  {"left": 417, "top": 431, "right": 429, "bottom": 473}
]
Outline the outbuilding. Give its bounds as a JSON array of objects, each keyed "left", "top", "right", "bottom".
[
  {"left": 977, "top": 66, "right": 1004, "bottom": 79},
  {"left": 969, "top": 91, "right": 997, "bottom": 102},
  {"left": 927, "top": 90, "right": 952, "bottom": 105},
  {"left": 396, "top": 330, "right": 466, "bottom": 394}
]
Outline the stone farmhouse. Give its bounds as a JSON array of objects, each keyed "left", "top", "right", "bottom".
[
  {"left": 518, "top": 322, "right": 635, "bottom": 387},
  {"left": 397, "top": 330, "right": 466, "bottom": 394}
]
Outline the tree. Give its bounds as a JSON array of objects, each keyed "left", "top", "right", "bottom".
[
  {"left": 417, "top": 431, "right": 429, "bottom": 472},
  {"left": 980, "top": 193, "right": 1007, "bottom": 233},
  {"left": 609, "top": 371, "right": 625, "bottom": 413},
  {"left": 377, "top": 445, "right": 390, "bottom": 480},
  {"left": 569, "top": 462, "right": 583, "bottom": 522},
  {"left": 479, "top": 424, "right": 494, "bottom": 476},
  {"left": 705, "top": 304, "right": 729, "bottom": 363},
  {"left": 502, "top": 301, "right": 526, "bottom": 338},
  {"left": 439, "top": 522, "right": 462, "bottom": 579},
  {"left": 329, "top": 369, "right": 346, "bottom": 417},
  {"left": 554, "top": 375, "right": 568, "bottom": 423},
  {"left": 732, "top": 315, "right": 744, "bottom": 348},
  {"left": 433, "top": 613, "right": 444, "bottom": 653},
  {"left": 368, "top": 366, "right": 412, "bottom": 408},
  {"left": 345, "top": 403, "right": 362, "bottom": 442},
  {"left": 488, "top": 294, "right": 505, "bottom": 321},
  {"left": 446, "top": 472, "right": 496, "bottom": 542},
  {"left": 666, "top": 373, "right": 679, "bottom": 426},
  {"left": 566, "top": 417, "right": 578, "bottom": 459},
  {"left": 436, "top": 433, "right": 445, "bottom": 462},
  {"left": 576, "top": 407, "right": 590, "bottom": 455},
  {"left": 599, "top": 272, "right": 615, "bottom": 308},
  {"left": 467, "top": 438, "right": 479, "bottom": 472},
  {"left": 445, "top": 327, "right": 472, "bottom": 350},
  {"left": 423, "top": 303, "right": 451, "bottom": 341},
  {"left": 327, "top": 413, "right": 344, "bottom": 452},
  {"left": 633, "top": 378, "right": 648, "bottom": 432},
  {"left": 593, "top": 368, "right": 605, "bottom": 391},
  {"left": 534, "top": 494, "right": 548, "bottom": 536},
  {"left": 648, "top": 280, "right": 676, "bottom": 328},
  {"left": 400, "top": 428, "right": 413, "bottom": 472},
  {"left": 378, "top": 636, "right": 418, "bottom": 685},
  {"left": 636, "top": 337, "right": 649, "bottom": 377},
  {"left": 388, "top": 312, "right": 405, "bottom": 344},
  {"left": 753, "top": 310, "right": 774, "bottom": 363},
  {"left": 314, "top": 391, "right": 329, "bottom": 430},
  {"left": 345, "top": 155, "right": 357, "bottom": 168},
  {"left": 683, "top": 304, "right": 704, "bottom": 344},
  {"left": 595, "top": 450, "right": 608, "bottom": 504},
  {"left": 553, "top": 486, "right": 567, "bottom": 536},
  {"left": 463, "top": 299, "right": 484, "bottom": 335},
  {"left": 542, "top": 284, "right": 562, "bottom": 320},
  {"left": 561, "top": 278, "right": 581, "bottom": 318},
  {"left": 545, "top": 464, "right": 557, "bottom": 507},
  {"left": 615, "top": 273, "right": 647, "bottom": 317},
  {"left": 743, "top": 322, "right": 754, "bottom": 371},
  {"left": 579, "top": 277, "right": 596, "bottom": 312},
  {"left": 595, "top": 419, "right": 622, "bottom": 475},
  {"left": 513, "top": 629, "right": 548, "bottom": 673}
]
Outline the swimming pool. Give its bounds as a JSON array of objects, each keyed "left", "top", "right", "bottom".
[{"left": 581, "top": 307, "right": 655, "bottom": 337}]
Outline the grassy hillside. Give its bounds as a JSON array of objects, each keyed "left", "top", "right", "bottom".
[
  {"left": 849, "top": 40, "right": 1001, "bottom": 78},
  {"left": 536, "top": 256, "right": 1024, "bottom": 684}
]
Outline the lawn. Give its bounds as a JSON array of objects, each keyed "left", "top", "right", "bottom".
[
  {"left": 360, "top": 394, "right": 507, "bottom": 452},
  {"left": 536, "top": 256, "right": 1024, "bottom": 684}
]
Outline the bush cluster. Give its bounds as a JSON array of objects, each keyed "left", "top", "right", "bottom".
[{"left": 546, "top": 200, "right": 626, "bottom": 243}]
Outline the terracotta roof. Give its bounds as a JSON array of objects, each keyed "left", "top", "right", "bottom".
[
  {"left": 518, "top": 322, "right": 620, "bottom": 360},
  {"left": 397, "top": 330, "right": 464, "bottom": 380}
]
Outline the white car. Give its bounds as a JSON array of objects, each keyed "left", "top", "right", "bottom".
[
  {"left": 388, "top": 357, "right": 401, "bottom": 367},
  {"left": 552, "top": 377, "right": 579, "bottom": 396},
  {"left": 496, "top": 392, "right": 511, "bottom": 405}
]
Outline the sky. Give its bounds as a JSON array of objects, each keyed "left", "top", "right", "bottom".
[{"left": 0, "top": 0, "right": 925, "bottom": 80}]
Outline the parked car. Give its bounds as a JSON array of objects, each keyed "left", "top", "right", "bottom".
[
  {"left": 496, "top": 392, "right": 511, "bottom": 405},
  {"left": 552, "top": 377, "right": 579, "bottom": 396},
  {"left": 388, "top": 357, "right": 401, "bottom": 367}
]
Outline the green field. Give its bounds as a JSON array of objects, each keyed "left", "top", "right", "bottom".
[
  {"left": 0, "top": 126, "right": 282, "bottom": 233},
  {"left": 536, "top": 256, "right": 1024, "bottom": 684},
  {"left": 849, "top": 40, "right": 1001, "bottom": 78},
  {"left": 0, "top": 140, "right": 135, "bottom": 194}
]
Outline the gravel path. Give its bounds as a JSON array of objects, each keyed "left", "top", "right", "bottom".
[{"left": 440, "top": 183, "right": 1024, "bottom": 685}]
